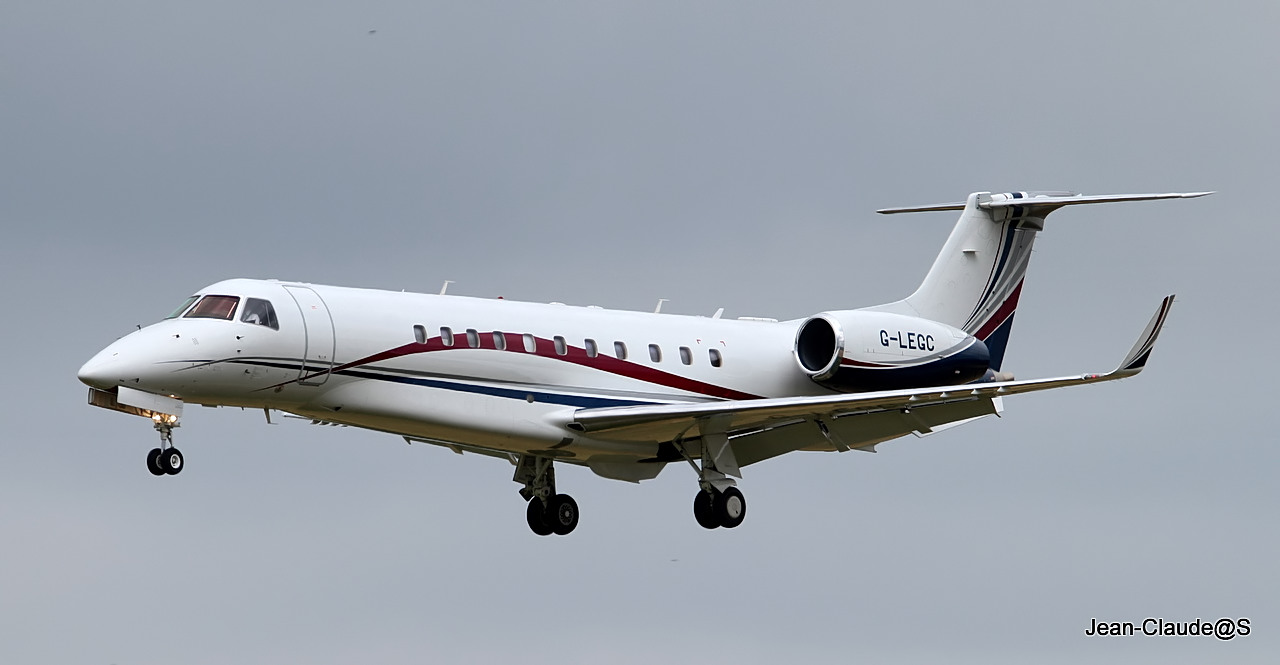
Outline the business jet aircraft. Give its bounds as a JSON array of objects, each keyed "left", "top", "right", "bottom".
[{"left": 78, "top": 190, "right": 1205, "bottom": 535}]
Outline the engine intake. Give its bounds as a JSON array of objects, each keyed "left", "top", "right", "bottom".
[
  {"left": 795, "top": 315, "right": 843, "bottom": 381},
  {"left": 793, "top": 310, "right": 990, "bottom": 392}
]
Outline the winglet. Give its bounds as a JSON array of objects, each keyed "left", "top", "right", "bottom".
[{"left": 1111, "top": 295, "right": 1175, "bottom": 377}]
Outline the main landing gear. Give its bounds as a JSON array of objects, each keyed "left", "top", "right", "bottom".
[
  {"left": 146, "top": 416, "right": 184, "bottom": 476},
  {"left": 675, "top": 426, "right": 748, "bottom": 531},
  {"left": 511, "top": 436, "right": 748, "bottom": 535},
  {"left": 514, "top": 455, "right": 579, "bottom": 536},
  {"left": 693, "top": 485, "right": 746, "bottom": 530}
]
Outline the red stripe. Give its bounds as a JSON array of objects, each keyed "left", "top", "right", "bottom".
[
  {"left": 974, "top": 280, "right": 1024, "bottom": 340},
  {"left": 840, "top": 358, "right": 894, "bottom": 368},
  {"left": 322, "top": 335, "right": 760, "bottom": 400}
]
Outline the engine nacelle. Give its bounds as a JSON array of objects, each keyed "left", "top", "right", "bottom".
[{"left": 794, "top": 310, "right": 990, "bottom": 392}]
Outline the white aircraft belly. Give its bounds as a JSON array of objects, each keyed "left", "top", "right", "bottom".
[{"left": 291, "top": 377, "right": 660, "bottom": 461}]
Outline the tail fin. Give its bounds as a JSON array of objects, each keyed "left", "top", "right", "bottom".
[{"left": 868, "top": 191, "right": 1210, "bottom": 371}]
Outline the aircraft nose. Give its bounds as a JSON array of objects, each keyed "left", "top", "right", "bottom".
[{"left": 78, "top": 348, "right": 122, "bottom": 390}]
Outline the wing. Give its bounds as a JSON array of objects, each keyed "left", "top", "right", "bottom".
[{"left": 567, "top": 296, "right": 1174, "bottom": 464}]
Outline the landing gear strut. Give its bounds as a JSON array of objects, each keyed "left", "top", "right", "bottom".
[
  {"left": 514, "top": 454, "right": 579, "bottom": 536},
  {"left": 147, "top": 416, "right": 184, "bottom": 476},
  {"left": 675, "top": 426, "right": 748, "bottom": 530}
]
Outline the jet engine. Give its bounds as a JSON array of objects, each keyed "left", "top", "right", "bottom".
[{"left": 794, "top": 310, "right": 990, "bottom": 392}]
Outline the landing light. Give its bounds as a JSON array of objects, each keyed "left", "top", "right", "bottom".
[{"left": 151, "top": 413, "right": 179, "bottom": 425}]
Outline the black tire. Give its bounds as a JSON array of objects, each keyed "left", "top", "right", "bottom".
[
  {"left": 714, "top": 486, "right": 746, "bottom": 529},
  {"left": 693, "top": 490, "right": 720, "bottom": 529},
  {"left": 526, "top": 497, "right": 553, "bottom": 536},
  {"left": 146, "top": 448, "right": 166, "bottom": 476},
  {"left": 162, "top": 448, "right": 184, "bottom": 475},
  {"left": 547, "top": 494, "right": 579, "bottom": 536}
]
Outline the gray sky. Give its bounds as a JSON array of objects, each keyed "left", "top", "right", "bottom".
[{"left": 2, "top": 1, "right": 1276, "bottom": 663}]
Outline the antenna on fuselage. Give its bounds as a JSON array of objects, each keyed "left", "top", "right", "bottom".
[
  {"left": 712, "top": 308, "right": 724, "bottom": 319},
  {"left": 654, "top": 298, "right": 669, "bottom": 314},
  {"left": 439, "top": 280, "right": 454, "bottom": 296}
]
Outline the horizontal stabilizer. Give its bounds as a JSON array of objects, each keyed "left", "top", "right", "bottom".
[
  {"left": 981, "top": 192, "right": 1213, "bottom": 211},
  {"left": 876, "top": 201, "right": 967, "bottom": 214},
  {"left": 878, "top": 191, "right": 1212, "bottom": 215}
]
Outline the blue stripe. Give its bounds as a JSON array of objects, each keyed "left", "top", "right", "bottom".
[
  {"left": 338, "top": 368, "right": 651, "bottom": 408},
  {"left": 828, "top": 341, "right": 990, "bottom": 391},
  {"left": 234, "top": 359, "right": 658, "bottom": 408},
  {"left": 968, "top": 223, "right": 1019, "bottom": 330}
]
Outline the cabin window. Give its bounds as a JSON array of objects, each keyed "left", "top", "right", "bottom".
[
  {"left": 165, "top": 295, "right": 199, "bottom": 319},
  {"left": 614, "top": 341, "right": 628, "bottom": 360},
  {"left": 184, "top": 295, "right": 240, "bottom": 321},
  {"left": 413, "top": 325, "right": 427, "bottom": 344},
  {"left": 554, "top": 336, "right": 568, "bottom": 356},
  {"left": 584, "top": 339, "right": 598, "bottom": 358},
  {"left": 649, "top": 344, "right": 662, "bottom": 363},
  {"left": 679, "top": 346, "right": 692, "bottom": 365},
  {"left": 466, "top": 329, "right": 480, "bottom": 348},
  {"left": 493, "top": 331, "right": 507, "bottom": 351},
  {"left": 709, "top": 348, "right": 723, "bottom": 368},
  {"left": 240, "top": 298, "right": 279, "bottom": 330},
  {"left": 441, "top": 327, "right": 455, "bottom": 347},
  {"left": 523, "top": 334, "right": 537, "bottom": 353}
]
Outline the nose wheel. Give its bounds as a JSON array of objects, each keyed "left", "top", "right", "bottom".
[
  {"left": 146, "top": 418, "right": 184, "bottom": 476},
  {"left": 147, "top": 446, "right": 184, "bottom": 475}
]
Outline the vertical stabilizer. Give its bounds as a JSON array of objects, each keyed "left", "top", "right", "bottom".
[
  {"left": 868, "top": 191, "right": 1049, "bottom": 370},
  {"left": 867, "top": 190, "right": 1209, "bottom": 371}
]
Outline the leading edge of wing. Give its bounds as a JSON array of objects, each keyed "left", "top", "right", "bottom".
[{"left": 568, "top": 295, "right": 1175, "bottom": 441}]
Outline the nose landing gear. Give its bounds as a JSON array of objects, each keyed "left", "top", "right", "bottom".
[{"left": 147, "top": 416, "right": 184, "bottom": 476}]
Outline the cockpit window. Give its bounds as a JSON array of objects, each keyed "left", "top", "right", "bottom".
[
  {"left": 165, "top": 295, "right": 200, "bottom": 319},
  {"left": 240, "top": 298, "right": 279, "bottom": 330},
  {"left": 184, "top": 295, "right": 240, "bottom": 321}
]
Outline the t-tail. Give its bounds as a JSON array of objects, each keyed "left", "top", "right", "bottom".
[{"left": 867, "top": 191, "right": 1211, "bottom": 371}]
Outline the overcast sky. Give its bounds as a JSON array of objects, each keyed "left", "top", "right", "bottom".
[{"left": 2, "top": 1, "right": 1277, "bottom": 663}]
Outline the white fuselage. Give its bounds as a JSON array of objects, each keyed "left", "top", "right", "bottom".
[{"left": 79, "top": 278, "right": 841, "bottom": 461}]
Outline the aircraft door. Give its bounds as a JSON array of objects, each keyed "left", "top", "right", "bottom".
[{"left": 283, "top": 285, "right": 336, "bottom": 385}]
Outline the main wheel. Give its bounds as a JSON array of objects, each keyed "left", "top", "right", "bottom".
[
  {"left": 162, "top": 448, "right": 184, "bottom": 475},
  {"left": 146, "top": 448, "right": 166, "bottom": 476},
  {"left": 546, "top": 494, "right": 579, "bottom": 535},
  {"left": 526, "top": 497, "right": 553, "bottom": 536},
  {"left": 693, "top": 490, "right": 719, "bottom": 529},
  {"left": 714, "top": 486, "right": 746, "bottom": 529}
]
